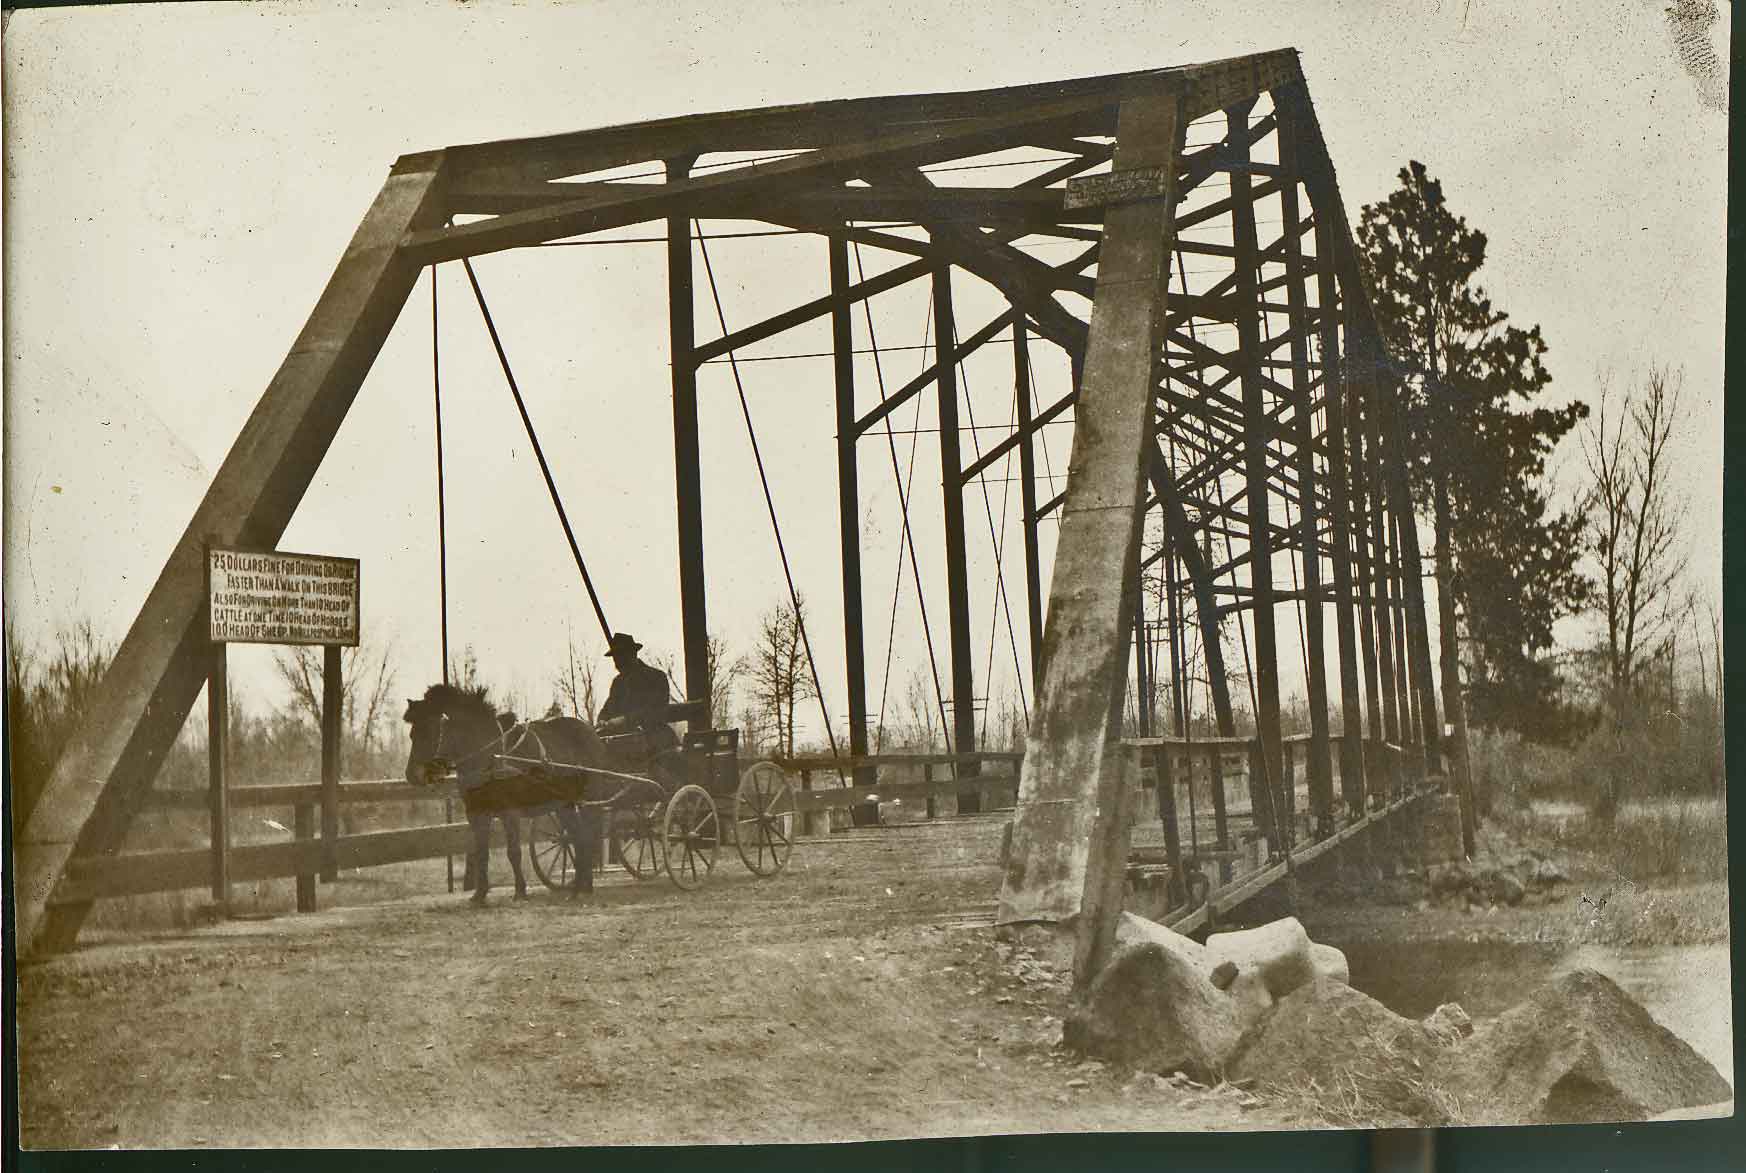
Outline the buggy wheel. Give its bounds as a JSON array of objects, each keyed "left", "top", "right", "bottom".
[
  {"left": 662, "top": 784, "right": 719, "bottom": 891},
  {"left": 611, "top": 802, "right": 663, "bottom": 881},
  {"left": 734, "top": 761, "right": 795, "bottom": 876},
  {"left": 527, "top": 808, "right": 576, "bottom": 891}
]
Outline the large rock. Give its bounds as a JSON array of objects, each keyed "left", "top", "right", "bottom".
[
  {"left": 1206, "top": 917, "right": 1316, "bottom": 998},
  {"left": 1114, "top": 911, "right": 1217, "bottom": 979},
  {"left": 1423, "top": 1002, "right": 1473, "bottom": 1045},
  {"left": 1436, "top": 969, "right": 1734, "bottom": 1124},
  {"left": 1062, "top": 941, "right": 1242, "bottom": 1081},
  {"left": 1228, "top": 968, "right": 1274, "bottom": 1034},
  {"left": 1309, "top": 942, "right": 1349, "bottom": 985},
  {"left": 1490, "top": 870, "right": 1526, "bottom": 907},
  {"left": 1228, "top": 977, "right": 1452, "bottom": 1125}
]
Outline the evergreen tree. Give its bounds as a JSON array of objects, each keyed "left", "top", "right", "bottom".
[{"left": 1357, "top": 162, "right": 1589, "bottom": 745}]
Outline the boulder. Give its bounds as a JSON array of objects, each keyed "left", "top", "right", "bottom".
[
  {"left": 1228, "top": 968, "right": 1274, "bottom": 1035},
  {"left": 1423, "top": 1002, "right": 1473, "bottom": 1045},
  {"left": 1309, "top": 942, "right": 1350, "bottom": 985},
  {"left": 1209, "top": 960, "right": 1239, "bottom": 991},
  {"left": 1531, "top": 858, "right": 1568, "bottom": 888},
  {"left": 1206, "top": 917, "right": 1316, "bottom": 998},
  {"left": 1427, "top": 861, "right": 1472, "bottom": 896},
  {"left": 1115, "top": 912, "right": 1219, "bottom": 981},
  {"left": 1228, "top": 977, "right": 1451, "bottom": 1125},
  {"left": 1490, "top": 870, "right": 1526, "bottom": 907},
  {"left": 1436, "top": 969, "right": 1734, "bottom": 1124},
  {"left": 1062, "top": 942, "right": 1242, "bottom": 1081}
]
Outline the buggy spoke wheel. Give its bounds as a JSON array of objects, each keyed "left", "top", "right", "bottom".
[
  {"left": 527, "top": 808, "right": 575, "bottom": 891},
  {"left": 662, "top": 785, "right": 718, "bottom": 891},
  {"left": 611, "top": 803, "right": 663, "bottom": 881},
  {"left": 734, "top": 761, "right": 795, "bottom": 877}
]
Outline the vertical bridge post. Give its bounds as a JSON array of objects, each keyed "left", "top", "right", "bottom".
[
  {"left": 668, "top": 155, "right": 710, "bottom": 725},
  {"left": 996, "top": 86, "right": 1184, "bottom": 989},
  {"left": 1014, "top": 321, "right": 1045, "bottom": 699},
  {"left": 933, "top": 266, "right": 981, "bottom": 812},
  {"left": 1228, "top": 97, "right": 1288, "bottom": 854},
  {"left": 830, "top": 234, "right": 873, "bottom": 789},
  {"left": 1276, "top": 106, "right": 1334, "bottom": 839}
]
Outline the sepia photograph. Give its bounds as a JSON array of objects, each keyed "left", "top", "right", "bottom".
[{"left": 4, "top": 0, "right": 1733, "bottom": 1149}]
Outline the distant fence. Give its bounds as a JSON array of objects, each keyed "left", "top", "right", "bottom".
[
  {"left": 773, "top": 751, "right": 1025, "bottom": 827},
  {"left": 60, "top": 781, "right": 464, "bottom": 906},
  {"left": 54, "top": 752, "right": 1029, "bottom": 910},
  {"left": 56, "top": 737, "right": 1419, "bottom": 915}
]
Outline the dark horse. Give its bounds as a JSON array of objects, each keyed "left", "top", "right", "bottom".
[{"left": 403, "top": 683, "right": 605, "bottom": 902}]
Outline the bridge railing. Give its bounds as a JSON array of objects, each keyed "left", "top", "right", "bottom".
[
  {"left": 70, "top": 750, "right": 1031, "bottom": 911},
  {"left": 770, "top": 750, "right": 1025, "bottom": 829},
  {"left": 70, "top": 738, "right": 1420, "bottom": 918},
  {"left": 1119, "top": 732, "right": 1419, "bottom": 925}
]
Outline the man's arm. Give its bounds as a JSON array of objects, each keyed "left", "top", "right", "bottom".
[{"left": 598, "top": 675, "right": 627, "bottom": 722}]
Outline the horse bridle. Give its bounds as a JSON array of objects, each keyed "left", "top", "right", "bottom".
[{"left": 423, "top": 712, "right": 548, "bottom": 785}]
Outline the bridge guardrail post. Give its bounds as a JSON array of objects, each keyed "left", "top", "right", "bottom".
[
  {"left": 294, "top": 802, "right": 317, "bottom": 912},
  {"left": 1209, "top": 745, "right": 1231, "bottom": 883}
]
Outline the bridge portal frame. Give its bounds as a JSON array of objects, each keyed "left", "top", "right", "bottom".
[{"left": 16, "top": 47, "right": 1442, "bottom": 959}]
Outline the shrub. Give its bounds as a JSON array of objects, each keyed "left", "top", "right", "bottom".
[{"left": 6, "top": 620, "right": 114, "bottom": 825}]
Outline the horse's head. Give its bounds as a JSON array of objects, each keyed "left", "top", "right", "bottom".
[{"left": 403, "top": 683, "right": 498, "bottom": 786}]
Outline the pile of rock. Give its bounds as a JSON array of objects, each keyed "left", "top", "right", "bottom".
[
  {"left": 1317, "top": 844, "right": 1571, "bottom": 909},
  {"left": 1062, "top": 912, "right": 1346, "bottom": 1082},
  {"left": 1435, "top": 968, "right": 1734, "bottom": 1123},
  {"left": 1419, "top": 854, "right": 1568, "bottom": 909},
  {"left": 1061, "top": 911, "right": 1731, "bottom": 1124}
]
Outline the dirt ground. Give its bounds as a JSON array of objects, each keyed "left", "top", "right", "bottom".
[{"left": 17, "top": 817, "right": 1294, "bottom": 1149}]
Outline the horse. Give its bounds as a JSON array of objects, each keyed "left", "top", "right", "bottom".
[{"left": 403, "top": 683, "right": 606, "bottom": 903}]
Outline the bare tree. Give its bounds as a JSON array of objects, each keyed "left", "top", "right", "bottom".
[
  {"left": 272, "top": 637, "right": 399, "bottom": 764},
  {"left": 985, "top": 688, "right": 1028, "bottom": 753},
  {"left": 738, "top": 700, "right": 772, "bottom": 757},
  {"left": 1579, "top": 366, "right": 1690, "bottom": 698},
  {"left": 893, "top": 665, "right": 942, "bottom": 751},
  {"left": 7, "top": 619, "right": 114, "bottom": 823},
  {"left": 552, "top": 628, "right": 599, "bottom": 721},
  {"left": 704, "top": 633, "right": 742, "bottom": 728},
  {"left": 448, "top": 645, "right": 484, "bottom": 693},
  {"left": 738, "top": 595, "right": 818, "bottom": 758}
]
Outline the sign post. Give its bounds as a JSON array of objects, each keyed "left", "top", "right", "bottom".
[
  {"left": 207, "top": 547, "right": 360, "bottom": 915},
  {"left": 321, "top": 644, "right": 342, "bottom": 882},
  {"left": 207, "top": 636, "right": 230, "bottom": 911}
]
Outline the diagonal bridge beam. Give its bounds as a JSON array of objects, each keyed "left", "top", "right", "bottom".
[{"left": 15, "top": 49, "right": 1315, "bottom": 958}]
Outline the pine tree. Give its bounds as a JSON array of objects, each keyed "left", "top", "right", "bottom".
[{"left": 1358, "top": 162, "right": 1589, "bottom": 750}]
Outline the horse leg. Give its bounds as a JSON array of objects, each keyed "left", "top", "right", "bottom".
[
  {"left": 504, "top": 813, "right": 529, "bottom": 898},
  {"left": 561, "top": 806, "right": 594, "bottom": 896},
  {"left": 468, "top": 812, "right": 492, "bottom": 903}
]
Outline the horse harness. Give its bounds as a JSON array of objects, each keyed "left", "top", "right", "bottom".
[
  {"left": 431, "top": 712, "right": 663, "bottom": 808},
  {"left": 433, "top": 713, "right": 549, "bottom": 789}
]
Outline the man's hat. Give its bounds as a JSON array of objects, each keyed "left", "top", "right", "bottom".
[{"left": 605, "top": 632, "right": 643, "bottom": 658}]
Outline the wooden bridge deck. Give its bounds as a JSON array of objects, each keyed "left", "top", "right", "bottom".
[{"left": 1156, "top": 787, "right": 1432, "bottom": 935}]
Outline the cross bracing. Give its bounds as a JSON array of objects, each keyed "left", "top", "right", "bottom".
[{"left": 16, "top": 47, "right": 1443, "bottom": 957}]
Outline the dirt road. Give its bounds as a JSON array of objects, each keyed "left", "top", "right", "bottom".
[{"left": 18, "top": 817, "right": 1287, "bottom": 1148}]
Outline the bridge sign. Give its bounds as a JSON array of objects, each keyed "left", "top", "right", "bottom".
[
  {"left": 207, "top": 547, "right": 360, "bottom": 646},
  {"left": 1062, "top": 164, "right": 1174, "bottom": 211}
]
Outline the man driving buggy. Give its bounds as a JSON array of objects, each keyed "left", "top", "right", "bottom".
[{"left": 596, "top": 632, "right": 680, "bottom": 761}]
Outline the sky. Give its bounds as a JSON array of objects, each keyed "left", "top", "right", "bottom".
[{"left": 3, "top": 0, "right": 1729, "bottom": 748}]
